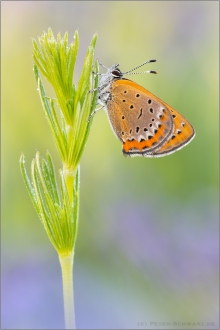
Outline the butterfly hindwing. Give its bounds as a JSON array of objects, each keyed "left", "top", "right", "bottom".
[{"left": 107, "top": 79, "right": 175, "bottom": 156}]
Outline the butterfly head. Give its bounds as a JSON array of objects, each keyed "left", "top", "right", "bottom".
[
  {"left": 97, "top": 60, "right": 157, "bottom": 107},
  {"left": 99, "top": 63, "right": 123, "bottom": 87}
]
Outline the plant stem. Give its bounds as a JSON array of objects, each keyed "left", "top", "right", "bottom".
[
  {"left": 63, "top": 166, "right": 75, "bottom": 205},
  {"left": 59, "top": 252, "right": 75, "bottom": 329}
]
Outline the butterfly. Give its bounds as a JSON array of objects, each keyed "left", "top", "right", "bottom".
[{"left": 92, "top": 59, "right": 195, "bottom": 157}]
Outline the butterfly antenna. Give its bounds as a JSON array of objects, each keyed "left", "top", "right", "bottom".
[
  {"left": 122, "top": 59, "right": 157, "bottom": 75},
  {"left": 124, "top": 70, "right": 157, "bottom": 75}
]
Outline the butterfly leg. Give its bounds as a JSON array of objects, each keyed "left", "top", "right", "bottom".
[
  {"left": 88, "top": 86, "right": 99, "bottom": 93},
  {"left": 88, "top": 105, "right": 105, "bottom": 122},
  {"left": 97, "top": 58, "right": 109, "bottom": 70},
  {"left": 92, "top": 71, "right": 105, "bottom": 76}
]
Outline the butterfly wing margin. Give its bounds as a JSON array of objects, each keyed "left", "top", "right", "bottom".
[{"left": 151, "top": 101, "right": 195, "bottom": 157}]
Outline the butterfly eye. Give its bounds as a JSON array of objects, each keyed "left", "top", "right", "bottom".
[{"left": 111, "top": 69, "right": 122, "bottom": 77}]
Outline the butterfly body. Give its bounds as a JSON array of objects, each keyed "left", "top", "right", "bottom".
[{"left": 97, "top": 62, "right": 195, "bottom": 157}]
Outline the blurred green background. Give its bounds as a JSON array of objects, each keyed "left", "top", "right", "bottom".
[{"left": 1, "top": 1, "right": 219, "bottom": 329}]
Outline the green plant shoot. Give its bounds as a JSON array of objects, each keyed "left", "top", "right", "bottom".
[{"left": 20, "top": 28, "right": 99, "bottom": 329}]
